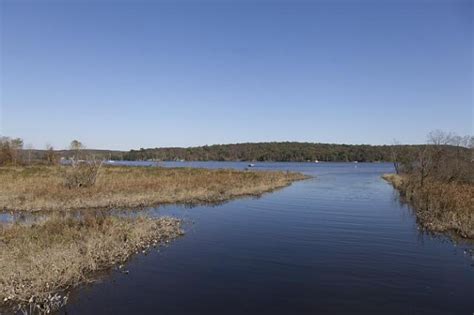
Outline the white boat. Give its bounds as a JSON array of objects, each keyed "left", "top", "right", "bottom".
[
  {"left": 314, "top": 160, "right": 319, "bottom": 163},
  {"left": 248, "top": 163, "right": 255, "bottom": 167}
]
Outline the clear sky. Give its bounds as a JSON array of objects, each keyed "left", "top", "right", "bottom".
[{"left": 0, "top": 0, "right": 472, "bottom": 150}]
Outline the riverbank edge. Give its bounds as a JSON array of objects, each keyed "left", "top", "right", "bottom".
[
  {"left": 0, "top": 215, "right": 183, "bottom": 314},
  {"left": 0, "top": 166, "right": 310, "bottom": 313},
  {"left": 0, "top": 166, "right": 311, "bottom": 212},
  {"left": 382, "top": 173, "right": 473, "bottom": 239}
]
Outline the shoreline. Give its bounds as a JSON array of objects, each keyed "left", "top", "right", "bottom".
[
  {"left": 383, "top": 173, "right": 473, "bottom": 239},
  {"left": 0, "top": 165, "right": 308, "bottom": 313},
  {"left": 0, "top": 214, "right": 183, "bottom": 313},
  {"left": 0, "top": 165, "right": 309, "bottom": 212}
]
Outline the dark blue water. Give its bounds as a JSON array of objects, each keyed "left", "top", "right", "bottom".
[{"left": 60, "top": 162, "right": 473, "bottom": 314}]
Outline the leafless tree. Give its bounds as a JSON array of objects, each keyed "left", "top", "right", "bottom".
[
  {"left": 0, "top": 136, "right": 24, "bottom": 166},
  {"left": 415, "top": 130, "right": 474, "bottom": 184},
  {"left": 417, "top": 146, "right": 432, "bottom": 187},
  {"left": 63, "top": 140, "right": 103, "bottom": 188},
  {"left": 25, "top": 143, "right": 34, "bottom": 165},
  {"left": 390, "top": 139, "right": 401, "bottom": 174},
  {"left": 45, "top": 144, "right": 59, "bottom": 165},
  {"left": 69, "top": 139, "right": 85, "bottom": 161},
  {"left": 10, "top": 138, "right": 24, "bottom": 166}
]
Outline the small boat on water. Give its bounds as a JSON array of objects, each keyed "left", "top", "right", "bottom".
[
  {"left": 248, "top": 163, "right": 255, "bottom": 167},
  {"left": 314, "top": 160, "right": 319, "bottom": 163}
]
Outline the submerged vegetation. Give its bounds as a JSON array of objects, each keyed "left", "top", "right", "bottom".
[
  {"left": 0, "top": 165, "right": 308, "bottom": 211},
  {"left": 384, "top": 131, "right": 473, "bottom": 239},
  {"left": 0, "top": 214, "right": 182, "bottom": 314}
]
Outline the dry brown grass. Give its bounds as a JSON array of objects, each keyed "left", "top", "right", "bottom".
[
  {"left": 0, "top": 214, "right": 182, "bottom": 314},
  {"left": 383, "top": 173, "right": 474, "bottom": 239},
  {"left": 0, "top": 165, "right": 309, "bottom": 211},
  {"left": 381, "top": 174, "right": 405, "bottom": 189}
]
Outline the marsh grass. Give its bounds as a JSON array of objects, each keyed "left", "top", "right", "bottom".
[
  {"left": 0, "top": 214, "right": 182, "bottom": 314},
  {"left": 383, "top": 174, "right": 474, "bottom": 239},
  {"left": 0, "top": 165, "right": 306, "bottom": 312},
  {"left": 0, "top": 165, "right": 308, "bottom": 211}
]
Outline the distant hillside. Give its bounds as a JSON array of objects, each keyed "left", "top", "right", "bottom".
[
  {"left": 122, "top": 142, "right": 427, "bottom": 162},
  {"left": 20, "top": 142, "right": 469, "bottom": 163}
]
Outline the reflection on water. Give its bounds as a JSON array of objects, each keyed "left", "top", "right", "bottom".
[{"left": 2, "top": 162, "right": 473, "bottom": 315}]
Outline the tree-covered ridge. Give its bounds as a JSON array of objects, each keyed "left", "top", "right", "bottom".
[
  {"left": 123, "top": 142, "right": 428, "bottom": 162},
  {"left": 3, "top": 135, "right": 471, "bottom": 164}
]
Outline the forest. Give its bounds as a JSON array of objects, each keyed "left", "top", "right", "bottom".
[
  {"left": 123, "top": 142, "right": 427, "bottom": 162},
  {"left": 1, "top": 137, "right": 471, "bottom": 165}
]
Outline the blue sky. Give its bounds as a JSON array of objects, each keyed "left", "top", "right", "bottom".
[{"left": 1, "top": 0, "right": 472, "bottom": 150}]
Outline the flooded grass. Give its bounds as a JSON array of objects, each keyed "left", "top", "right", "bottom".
[
  {"left": 383, "top": 174, "right": 474, "bottom": 239},
  {"left": 0, "top": 165, "right": 308, "bottom": 211},
  {"left": 0, "top": 213, "right": 182, "bottom": 314}
]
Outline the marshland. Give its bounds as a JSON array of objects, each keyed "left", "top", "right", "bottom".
[
  {"left": 1, "top": 132, "right": 474, "bottom": 314},
  {"left": 0, "top": 141, "right": 308, "bottom": 314},
  {"left": 0, "top": 165, "right": 307, "bottom": 211},
  {"left": 382, "top": 130, "right": 474, "bottom": 239},
  {"left": 0, "top": 214, "right": 182, "bottom": 314},
  {"left": 3, "top": 0, "right": 473, "bottom": 313}
]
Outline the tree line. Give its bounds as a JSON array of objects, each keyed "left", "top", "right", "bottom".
[
  {"left": 124, "top": 142, "right": 436, "bottom": 162},
  {"left": 393, "top": 130, "right": 473, "bottom": 184},
  {"left": 0, "top": 137, "right": 122, "bottom": 166},
  {"left": 1, "top": 134, "right": 472, "bottom": 169},
  {"left": 0, "top": 136, "right": 124, "bottom": 166}
]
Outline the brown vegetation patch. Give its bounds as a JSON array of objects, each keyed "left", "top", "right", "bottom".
[
  {"left": 0, "top": 214, "right": 182, "bottom": 313},
  {"left": 0, "top": 165, "right": 309, "bottom": 211},
  {"left": 381, "top": 174, "right": 404, "bottom": 189},
  {"left": 383, "top": 174, "right": 474, "bottom": 239}
]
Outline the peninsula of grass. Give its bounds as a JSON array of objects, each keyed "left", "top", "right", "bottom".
[
  {"left": 0, "top": 165, "right": 309, "bottom": 212},
  {"left": 0, "top": 214, "right": 182, "bottom": 313},
  {"left": 383, "top": 174, "right": 474, "bottom": 239}
]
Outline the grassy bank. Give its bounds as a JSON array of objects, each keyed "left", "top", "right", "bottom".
[
  {"left": 0, "top": 165, "right": 308, "bottom": 211},
  {"left": 383, "top": 174, "right": 474, "bottom": 239},
  {"left": 0, "top": 214, "right": 182, "bottom": 314}
]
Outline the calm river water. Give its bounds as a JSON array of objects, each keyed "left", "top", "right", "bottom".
[{"left": 24, "top": 162, "right": 474, "bottom": 314}]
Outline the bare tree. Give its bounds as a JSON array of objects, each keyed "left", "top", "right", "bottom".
[
  {"left": 417, "top": 146, "right": 432, "bottom": 187},
  {"left": 45, "top": 144, "right": 59, "bottom": 165},
  {"left": 25, "top": 143, "right": 34, "bottom": 165},
  {"left": 427, "top": 129, "right": 454, "bottom": 146},
  {"left": 390, "top": 139, "right": 401, "bottom": 174},
  {"left": 419, "top": 130, "right": 473, "bottom": 183},
  {"left": 0, "top": 137, "right": 12, "bottom": 165},
  {"left": 69, "top": 140, "right": 85, "bottom": 161},
  {"left": 63, "top": 140, "right": 103, "bottom": 188},
  {"left": 0, "top": 136, "right": 24, "bottom": 166}
]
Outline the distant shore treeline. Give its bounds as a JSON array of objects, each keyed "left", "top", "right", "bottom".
[
  {"left": 123, "top": 142, "right": 426, "bottom": 162},
  {"left": 2, "top": 138, "right": 471, "bottom": 164}
]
